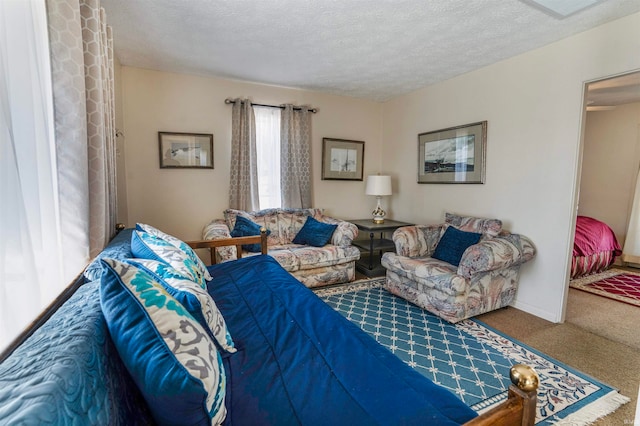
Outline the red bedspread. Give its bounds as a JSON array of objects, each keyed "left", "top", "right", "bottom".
[{"left": 573, "top": 216, "right": 622, "bottom": 257}]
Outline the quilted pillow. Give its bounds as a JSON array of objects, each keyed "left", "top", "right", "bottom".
[
  {"left": 432, "top": 226, "right": 482, "bottom": 266},
  {"left": 292, "top": 216, "right": 338, "bottom": 247},
  {"left": 125, "top": 258, "right": 236, "bottom": 353},
  {"left": 100, "top": 258, "right": 226, "bottom": 426},
  {"left": 131, "top": 230, "right": 207, "bottom": 287},
  {"left": 136, "top": 223, "right": 212, "bottom": 281},
  {"left": 445, "top": 212, "right": 502, "bottom": 237},
  {"left": 230, "top": 215, "right": 270, "bottom": 252}
]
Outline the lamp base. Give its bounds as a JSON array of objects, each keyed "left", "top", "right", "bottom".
[{"left": 372, "top": 196, "right": 386, "bottom": 224}]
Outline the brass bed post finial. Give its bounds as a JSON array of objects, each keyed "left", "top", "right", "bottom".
[{"left": 510, "top": 364, "right": 539, "bottom": 392}]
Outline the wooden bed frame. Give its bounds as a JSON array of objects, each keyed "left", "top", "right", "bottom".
[
  {"left": 186, "top": 226, "right": 268, "bottom": 264},
  {"left": 466, "top": 364, "right": 538, "bottom": 426},
  {"left": 1, "top": 227, "right": 538, "bottom": 425}
]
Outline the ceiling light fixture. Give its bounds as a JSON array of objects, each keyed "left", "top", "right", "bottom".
[{"left": 520, "top": 0, "right": 602, "bottom": 19}]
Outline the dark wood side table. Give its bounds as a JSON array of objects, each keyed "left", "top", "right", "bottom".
[{"left": 349, "top": 219, "right": 413, "bottom": 277}]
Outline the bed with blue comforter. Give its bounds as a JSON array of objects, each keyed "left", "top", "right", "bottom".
[
  {"left": 208, "top": 254, "right": 476, "bottom": 425},
  {"left": 0, "top": 228, "right": 536, "bottom": 425}
]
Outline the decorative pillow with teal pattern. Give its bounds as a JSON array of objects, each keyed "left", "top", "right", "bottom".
[
  {"left": 100, "top": 258, "right": 227, "bottom": 425},
  {"left": 126, "top": 258, "right": 236, "bottom": 353},
  {"left": 136, "top": 223, "right": 212, "bottom": 281},
  {"left": 131, "top": 230, "right": 208, "bottom": 288}
]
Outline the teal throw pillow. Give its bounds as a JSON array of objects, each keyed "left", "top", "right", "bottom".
[
  {"left": 99, "top": 258, "right": 226, "bottom": 425},
  {"left": 136, "top": 223, "right": 212, "bottom": 281},
  {"left": 131, "top": 230, "right": 208, "bottom": 288},
  {"left": 292, "top": 216, "right": 337, "bottom": 247},
  {"left": 230, "top": 215, "right": 270, "bottom": 252},
  {"left": 432, "top": 226, "right": 482, "bottom": 267},
  {"left": 125, "top": 258, "right": 236, "bottom": 353}
]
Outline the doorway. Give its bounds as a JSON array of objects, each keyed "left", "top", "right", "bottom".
[{"left": 578, "top": 71, "right": 640, "bottom": 264}]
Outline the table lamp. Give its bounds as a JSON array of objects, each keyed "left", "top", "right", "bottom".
[{"left": 365, "top": 175, "right": 392, "bottom": 224}]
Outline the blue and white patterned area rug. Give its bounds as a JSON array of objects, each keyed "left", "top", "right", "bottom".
[{"left": 314, "top": 279, "right": 629, "bottom": 425}]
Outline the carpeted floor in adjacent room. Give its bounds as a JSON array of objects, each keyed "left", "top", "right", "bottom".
[{"left": 477, "top": 287, "right": 640, "bottom": 425}]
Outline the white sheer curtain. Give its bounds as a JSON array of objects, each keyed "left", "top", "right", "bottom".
[
  {"left": 622, "top": 169, "right": 640, "bottom": 264},
  {"left": 0, "top": 0, "right": 116, "bottom": 351},
  {"left": 254, "top": 106, "right": 281, "bottom": 209},
  {"left": 0, "top": 0, "right": 65, "bottom": 350}
]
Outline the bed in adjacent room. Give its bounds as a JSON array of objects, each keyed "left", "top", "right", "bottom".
[{"left": 571, "top": 215, "right": 622, "bottom": 278}]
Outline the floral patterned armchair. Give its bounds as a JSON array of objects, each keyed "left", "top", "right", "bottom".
[{"left": 381, "top": 213, "right": 536, "bottom": 323}]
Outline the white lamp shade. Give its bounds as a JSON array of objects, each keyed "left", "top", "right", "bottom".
[{"left": 365, "top": 175, "right": 392, "bottom": 196}]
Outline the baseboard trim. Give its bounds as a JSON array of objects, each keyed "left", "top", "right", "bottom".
[{"left": 511, "top": 299, "right": 561, "bottom": 323}]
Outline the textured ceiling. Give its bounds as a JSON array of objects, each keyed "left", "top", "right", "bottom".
[{"left": 101, "top": 0, "right": 640, "bottom": 102}]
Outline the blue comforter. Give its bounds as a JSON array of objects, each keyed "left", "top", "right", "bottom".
[{"left": 208, "top": 255, "right": 477, "bottom": 425}]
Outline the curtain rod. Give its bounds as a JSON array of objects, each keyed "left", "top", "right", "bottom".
[{"left": 224, "top": 98, "right": 317, "bottom": 113}]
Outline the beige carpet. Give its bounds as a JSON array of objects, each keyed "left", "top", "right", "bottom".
[{"left": 478, "top": 290, "right": 639, "bottom": 425}]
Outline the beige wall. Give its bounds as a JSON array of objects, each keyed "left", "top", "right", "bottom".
[
  {"left": 118, "top": 12, "right": 640, "bottom": 323},
  {"left": 578, "top": 102, "right": 640, "bottom": 246},
  {"left": 120, "top": 68, "right": 382, "bottom": 240},
  {"left": 381, "top": 12, "right": 640, "bottom": 322}
]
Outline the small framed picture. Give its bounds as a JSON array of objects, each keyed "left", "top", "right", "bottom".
[
  {"left": 418, "top": 121, "right": 487, "bottom": 184},
  {"left": 321, "top": 138, "right": 365, "bottom": 181},
  {"left": 158, "top": 132, "right": 214, "bottom": 169}
]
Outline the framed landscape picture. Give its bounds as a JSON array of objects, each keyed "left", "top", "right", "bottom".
[
  {"left": 158, "top": 132, "right": 213, "bottom": 169},
  {"left": 417, "top": 121, "right": 487, "bottom": 184},
  {"left": 321, "top": 138, "right": 365, "bottom": 181}
]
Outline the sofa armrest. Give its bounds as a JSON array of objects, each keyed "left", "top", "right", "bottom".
[
  {"left": 392, "top": 225, "right": 445, "bottom": 258},
  {"left": 203, "top": 219, "right": 231, "bottom": 239},
  {"left": 202, "top": 219, "right": 237, "bottom": 262},
  {"left": 319, "top": 215, "right": 359, "bottom": 246},
  {"left": 457, "top": 233, "right": 536, "bottom": 278}
]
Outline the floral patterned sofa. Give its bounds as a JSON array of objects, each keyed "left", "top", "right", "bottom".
[
  {"left": 202, "top": 208, "right": 360, "bottom": 287},
  {"left": 381, "top": 213, "right": 536, "bottom": 323}
]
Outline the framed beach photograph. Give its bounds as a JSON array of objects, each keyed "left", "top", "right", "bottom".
[
  {"left": 159, "top": 132, "right": 213, "bottom": 169},
  {"left": 417, "top": 121, "right": 487, "bottom": 184},
  {"left": 321, "top": 138, "right": 365, "bottom": 181}
]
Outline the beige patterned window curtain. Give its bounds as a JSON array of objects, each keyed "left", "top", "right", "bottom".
[
  {"left": 229, "top": 99, "right": 260, "bottom": 211},
  {"left": 48, "top": 0, "right": 117, "bottom": 258},
  {"left": 281, "top": 105, "right": 312, "bottom": 208}
]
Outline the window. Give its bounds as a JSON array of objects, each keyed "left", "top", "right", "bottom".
[
  {"left": 254, "top": 106, "right": 281, "bottom": 209},
  {"left": 0, "top": 0, "right": 68, "bottom": 351}
]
